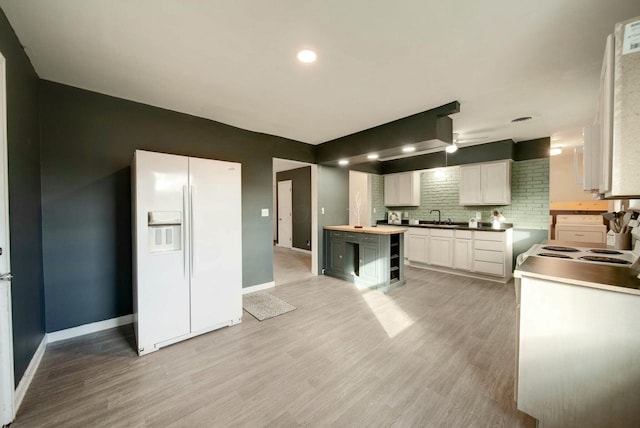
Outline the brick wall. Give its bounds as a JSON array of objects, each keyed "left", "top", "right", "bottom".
[
  {"left": 372, "top": 158, "right": 549, "bottom": 230},
  {"left": 370, "top": 173, "right": 386, "bottom": 222}
]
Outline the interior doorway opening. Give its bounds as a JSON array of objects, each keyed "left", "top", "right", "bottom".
[{"left": 272, "top": 159, "right": 317, "bottom": 285}]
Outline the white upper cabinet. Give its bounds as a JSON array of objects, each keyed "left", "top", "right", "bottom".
[
  {"left": 459, "top": 160, "right": 511, "bottom": 205},
  {"left": 459, "top": 164, "right": 482, "bottom": 205},
  {"left": 384, "top": 171, "right": 421, "bottom": 206},
  {"left": 584, "top": 17, "right": 640, "bottom": 198}
]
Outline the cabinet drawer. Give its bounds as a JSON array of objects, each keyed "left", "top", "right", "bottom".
[
  {"left": 330, "top": 231, "right": 345, "bottom": 240},
  {"left": 474, "top": 240, "right": 504, "bottom": 251},
  {"left": 556, "top": 230, "right": 605, "bottom": 244},
  {"left": 361, "top": 234, "right": 379, "bottom": 244},
  {"left": 455, "top": 230, "right": 472, "bottom": 239},
  {"left": 474, "top": 249, "right": 504, "bottom": 263},
  {"left": 408, "top": 228, "right": 429, "bottom": 236},
  {"left": 474, "top": 231, "right": 505, "bottom": 242},
  {"left": 430, "top": 229, "right": 454, "bottom": 238},
  {"left": 345, "top": 232, "right": 360, "bottom": 242},
  {"left": 429, "top": 229, "right": 453, "bottom": 238},
  {"left": 474, "top": 260, "right": 504, "bottom": 276}
]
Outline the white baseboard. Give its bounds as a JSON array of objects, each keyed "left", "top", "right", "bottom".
[
  {"left": 47, "top": 314, "right": 133, "bottom": 344},
  {"left": 242, "top": 281, "right": 275, "bottom": 295},
  {"left": 290, "top": 247, "right": 311, "bottom": 254},
  {"left": 14, "top": 335, "right": 46, "bottom": 415}
]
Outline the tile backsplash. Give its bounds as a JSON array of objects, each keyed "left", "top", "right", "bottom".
[{"left": 371, "top": 158, "right": 549, "bottom": 230}]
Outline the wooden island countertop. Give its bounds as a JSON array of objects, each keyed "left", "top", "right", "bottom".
[{"left": 323, "top": 225, "right": 408, "bottom": 235}]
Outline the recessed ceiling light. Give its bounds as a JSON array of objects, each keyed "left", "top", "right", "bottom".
[
  {"left": 445, "top": 144, "right": 458, "bottom": 154},
  {"left": 338, "top": 159, "right": 349, "bottom": 166},
  {"left": 550, "top": 147, "right": 562, "bottom": 156},
  {"left": 367, "top": 153, "right": 379, "bottom": 160},
  {"left": 402, "top": 146, "right": 416, "bottom": 153},
  {"left": 297, "top": 49, "right": 317, "bottom": 63}
]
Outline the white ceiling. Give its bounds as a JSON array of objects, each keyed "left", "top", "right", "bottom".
[{"left": 2, "top": 0, "right": 640, "bottom": 150}]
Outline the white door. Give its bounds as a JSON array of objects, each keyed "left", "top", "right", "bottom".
[
  {"left": 0, "top": 52, "right": 14, "bottom": 425},
  {"left": 459, "top": 164, "right": 482, "bottom": 205},
  {"left": 133, "top": 151, "right": 190, "bottom": 352},
  {"left": 277, "top": 180, "right": 292, "bottom": 248},
  {"left": 482, "top": 162, "right": 509, "bottom": 204},
  {"left": 189, "top": 157, "right": 242, "bottom": 332}
]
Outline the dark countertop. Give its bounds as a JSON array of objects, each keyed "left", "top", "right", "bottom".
[
  {"left": 515, "top": 240, "right": 640, "bottom": 296},
  {"left": 376, "top": 220, "right": 513, "bottom": 232}
]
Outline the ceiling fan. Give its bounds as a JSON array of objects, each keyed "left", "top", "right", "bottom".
[{"left": 446, "top": 133, "right": 490, "bottom": 153}]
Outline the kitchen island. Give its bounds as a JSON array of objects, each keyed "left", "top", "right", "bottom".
[
  {"left": 514, "top": 249, "right": 640, "bottom": 427},
  {"left": 323, "top": 225, "right": 407, "bottom": 292}
]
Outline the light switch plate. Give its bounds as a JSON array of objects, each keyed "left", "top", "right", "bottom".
[{"left": 261, "top": 208, "right": 269, "bottom": 217}]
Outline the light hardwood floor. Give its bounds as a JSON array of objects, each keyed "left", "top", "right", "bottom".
[
  {"left": 273, "top": 246, "right": 313, "bottom": 286},
  {"left": 12, "top": 266, "right": 535, "bottom": 427}
]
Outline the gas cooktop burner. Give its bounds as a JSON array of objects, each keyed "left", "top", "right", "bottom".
[
  {"left": 578, "top": 256, "right": 632, "bottom": 265},
  {"left": 542, "top": 246, "right": 580, "bottom": 252},
  {"left": 538, "top": 252, "right": 573, "bottom": 259},
  {"left": 588, "top": 249, "right": 623, "bottom": 255}
]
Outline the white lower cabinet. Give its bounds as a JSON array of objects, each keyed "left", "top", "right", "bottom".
[
  {"left": 408, "top": 228, "right": 429, "bottom": 263},
  {"left": 407, "top": 227, "right": 512, "bottom": 281},
  {"left": 453, "top": 230, "right": 473, "bottom": 271},
  {"left": 473, "top": 231, "right": 508, "bottom": 277},
  {"left": 429, "top": 229, "right": 453, "bottom": 267}
]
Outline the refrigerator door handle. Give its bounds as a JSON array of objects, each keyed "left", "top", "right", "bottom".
[
  {"left": 190, "top": 184, "right": 195, "bottom": 278},
  {"left": 182, "top": 185, "right": 188, "bottom": 279}
]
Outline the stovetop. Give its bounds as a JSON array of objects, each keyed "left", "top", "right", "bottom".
[{"left": 523, "top": 243, "right": 640, "bottom": 267}]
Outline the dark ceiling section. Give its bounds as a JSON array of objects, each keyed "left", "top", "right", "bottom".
[
  {"left": 381, "top": 138, "right": 549, "bottom": 174},
  {"left": 514, "top": 137, "right": 551, "bottom": 160},
  {"left": 315, "top": 101, "right": 460, "bottom": 166}
]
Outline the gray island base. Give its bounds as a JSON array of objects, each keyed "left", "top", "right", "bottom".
[{"left": 323, "top": 225, "right": 407, "bottom": 292}]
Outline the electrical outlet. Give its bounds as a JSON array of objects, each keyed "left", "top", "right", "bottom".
[
  {"left": 475, "top": 211, "right": 482, "bottom": 220},
  {"left": 321, "top": 207, "right": 325, "bottom": 215}
]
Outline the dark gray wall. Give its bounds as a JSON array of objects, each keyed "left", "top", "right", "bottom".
[
  {"left": 39, "top": 81, "right": 314, "bottom": 332},
  {"left": 0, "top": 9, "right": 46, "bottom": 386},
  {"left": 514, "top": 138, "right": 550, "bottom": 161},
  {"left": 317, "top": 166, "right": 349, "bottom": 270},
  {"left": 276, "top": 166, "right": 311, "bottom": 251}
]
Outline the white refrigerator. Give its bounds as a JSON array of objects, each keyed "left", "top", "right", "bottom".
[{"left": 132, "top": 150, "right": 242, "bottom": 355}]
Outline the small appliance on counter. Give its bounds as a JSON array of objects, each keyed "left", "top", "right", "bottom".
[
  {"left": 388, "top": 211, "right": 402, "bottom": 225},
  {"left": 468, "top": 218, "right": 478, "bottom": 228}
]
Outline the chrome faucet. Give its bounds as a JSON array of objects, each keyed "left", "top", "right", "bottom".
[{"left": 430, "top": 209, "right": 441, "bottom": 224}]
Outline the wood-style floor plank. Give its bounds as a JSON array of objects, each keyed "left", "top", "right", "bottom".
[{"left": 12, "top": 253, "right": 535, "bottom": 427}]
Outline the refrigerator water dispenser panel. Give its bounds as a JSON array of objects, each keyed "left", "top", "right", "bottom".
[{"left": 148, "top": 211, "right": 182, "bottom": 253}]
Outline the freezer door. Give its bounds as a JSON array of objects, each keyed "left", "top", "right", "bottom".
[
  {"left": 188, "top": 157, "right": 242, "bottom": 332},
  {"left": 133, "top": 150, "right": 190, "bottom": 352}
]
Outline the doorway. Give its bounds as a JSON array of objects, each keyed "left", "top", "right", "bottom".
[
  {"left": 277, "top": 180, "right": 292, "bottom": 249},
  {"left": 272, "top": 159, "right": 318, "bottom": 285},
  {"left": 0, "top": 52, "right": 15, "bottom": 425}
]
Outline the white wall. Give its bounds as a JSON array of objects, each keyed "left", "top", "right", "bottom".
[{"left": 549, "top": 149, "right": 594, "bottom": 202}]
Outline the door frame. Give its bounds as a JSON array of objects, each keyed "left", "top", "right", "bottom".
[
  {"left": 277, "top": 180, "right": 293, "bottom": 249},
  {"left": 272, "top": 159, "right": 318, "bottom": 275},
  {"left": 0, "top": 51, "right": 15, "bottom": 425}
]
